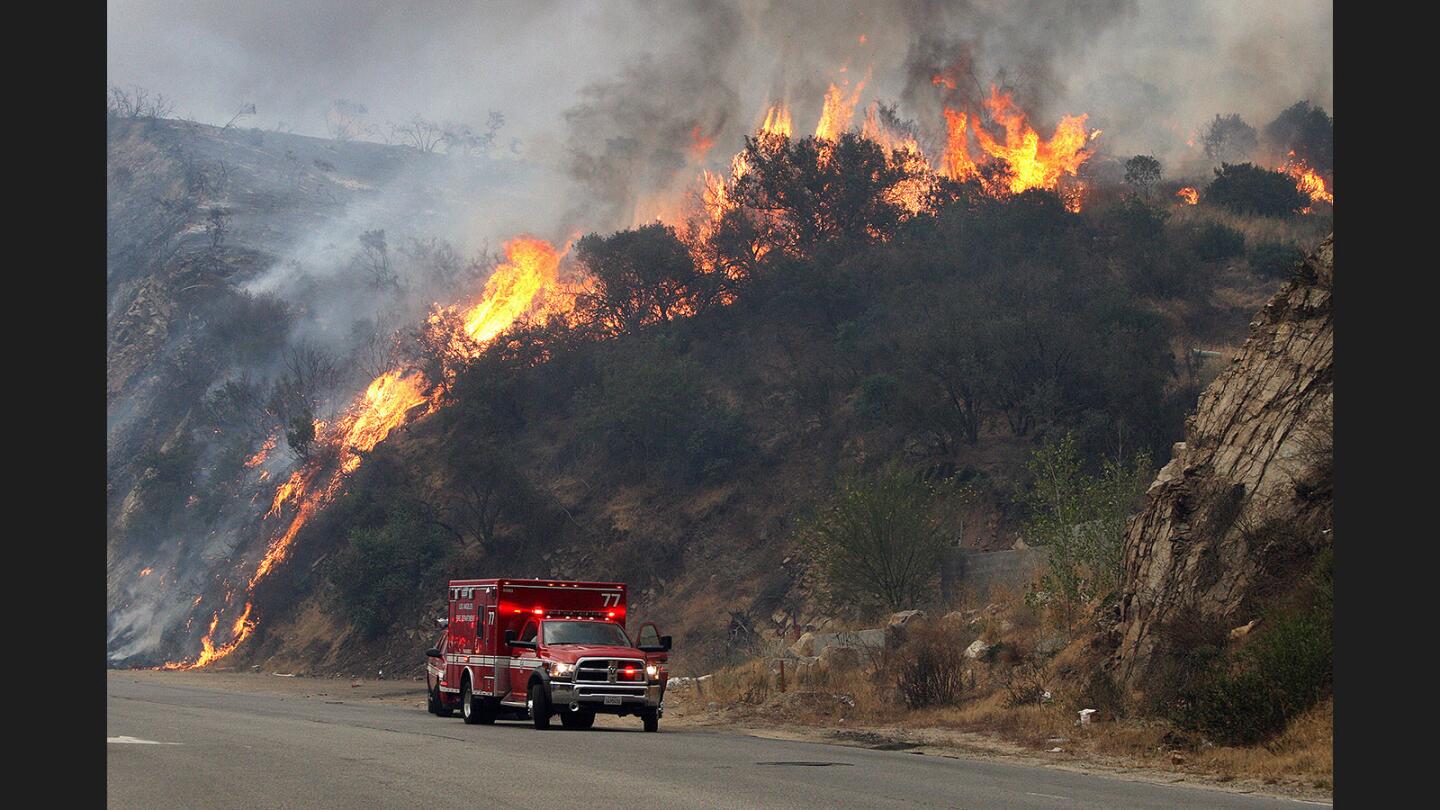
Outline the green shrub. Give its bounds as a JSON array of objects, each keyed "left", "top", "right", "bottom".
[
  {"left": 578, "top": 344, "right": 751, "bottom": 483},
  {"left": 1176, "top": 610, "right": 1332, "bottom": 745},
  {"left": 1191, "top": 222, "right": 1246, "bottom": 262},
  {"left": 1204, "top": 163, "right": 1308, "bottom": 217},
  {"left": 1103, "top": 196, "right": 1170, "bottom": 244},
  {"left": 1249, "top": 242, "right": 1305, "bottom": 280},
  {"left": 1021, "top": 434, "right": 1152, "bottom": 627},
  {"left": 855, "top": 373, "right": 900, "bottom": 421},
  {"left": 332, "top": 508, "right": 448, "bottom": 639},
  {"left": 801, "top": 467, "right": 952, "bottom": 615}
]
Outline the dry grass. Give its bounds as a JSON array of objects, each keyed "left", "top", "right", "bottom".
[
  {"left": 1192, "top": 698, "right": 1333, "bottom": 789},
  {"left": 1169, "top": 205, "right": 1331, "bottom": 254},
  {"left": 681, "top": 593, "right": 1332, "bottom": 796}
]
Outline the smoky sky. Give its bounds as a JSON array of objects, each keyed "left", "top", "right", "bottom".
[{"left": 109, "top": 0, "right": 1332, "bottom": 228}]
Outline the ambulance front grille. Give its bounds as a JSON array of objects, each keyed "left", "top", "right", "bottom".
[{"left": 574, "top": 658, "right": 647, "bottom": 684}]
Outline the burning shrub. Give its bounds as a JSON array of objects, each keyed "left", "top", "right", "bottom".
[
  {"left": 574, "top": 223, "right": 718, "bottom": 335},
  {"left": 1189, "top": 222, "right": 1247, "bottom": 262},
  {"left": 1204, "top": 163, "right": 1309, "bottom": 217},
  {"left": 725, "top": 131, "right": 914, "bottom": 257}
]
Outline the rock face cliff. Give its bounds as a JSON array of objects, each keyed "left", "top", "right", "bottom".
[{"left": 1111, "top": 235, "right": 1333, "bottom": 689}]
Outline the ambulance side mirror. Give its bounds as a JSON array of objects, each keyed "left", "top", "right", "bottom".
[
  {"left": 661, "top": 635, "right": 672, "bottom": 651},
  {"left": 504, "top": 629, "right": 516, "bottom": 645},
  {"left": 425, "top": 648, "right": 442, "bottom": 658}
]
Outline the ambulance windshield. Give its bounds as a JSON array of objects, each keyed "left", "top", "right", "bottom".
[{"left": 541, "top": 621, "right": 632, "bottom": 647}]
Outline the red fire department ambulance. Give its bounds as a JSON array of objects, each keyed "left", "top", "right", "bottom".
[{"left": 425, "top": 578, "right": 671, "bottom": 731}]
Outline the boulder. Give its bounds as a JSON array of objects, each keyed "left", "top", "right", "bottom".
[
  {"left": 789, "top": 632, "right": 816, "bottom": 657},
  {"left": 1229, "top": 619, "right": 1261, "bottom": 640},
  {"left": 885, "top": 610, "right": 929, "bottom": 647},
  {"left": 964, "top": 639, "right": 997, "bottom": 660},
  {"left": 803, "top": 628, "right": 886, "bottom": 658},
  {"left": 1034, "top": 636, "right": 1069, "bottom": 657},
  {"left": 818, "top": 644, "right": 863, "bottom": 671}
]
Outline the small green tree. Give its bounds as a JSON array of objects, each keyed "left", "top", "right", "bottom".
[
  {"left": 1122, "top": 155, "right": 1162, "bottom": 198},
  {"left": 1022, "top": 434, "right": 1151, "bottom": 627},
  {"left": 1200, "top": 114, "right": 1258, "bottom": 166},
  {"left": 801, "top": 467, "right": 954, "bottom": 615}
]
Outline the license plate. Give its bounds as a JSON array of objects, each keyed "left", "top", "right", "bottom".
[{"left": 604, "top": 695, "right": 622, "bottom": 705}]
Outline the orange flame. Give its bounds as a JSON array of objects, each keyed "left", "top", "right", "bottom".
[
  {"left": 940, "top": 108, "right": 978, "bottom": 181},
  {"left": 688, "top": 125, "right": 715, "bottom": 162},
  {"left": 760, "top": 104, "right": 793, "bottom": 139},
  {"left": 815, "top": 79, "right": 865, "bottom": 141},
  {"left": 461, "top": 238, "right": 564, "bottom": 344},
  {"left": 1177, "top": 186, "right": 1199, "bottom": 205},
  {"left": 972, "top": 86, "right": 1092, "bottom": 194},
  {"left": 1279, "top": 153, "right": 1333, "bottom": 208},
  {"left": 244, "top": 435, "right": 277, "bottom": 468}
]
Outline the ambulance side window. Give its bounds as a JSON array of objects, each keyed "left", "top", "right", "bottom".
[{"left": 520, "top": 620, "right": 538, "bottom": 643}]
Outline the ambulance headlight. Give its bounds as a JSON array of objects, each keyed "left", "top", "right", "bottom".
[
  {"left": 550, "top": 662, "right": 573, "bottom": 677},
  {"left": 645, "top": 664, "right": 659, "bottom": 679}
]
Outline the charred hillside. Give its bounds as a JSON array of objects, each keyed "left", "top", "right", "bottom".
[{"left": 106, "top": 116, "right": 537, "bottom": 666}]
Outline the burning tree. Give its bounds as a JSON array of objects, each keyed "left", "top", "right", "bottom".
[{"left": 723, "top": 131, "right": 913, "bottom": 257}]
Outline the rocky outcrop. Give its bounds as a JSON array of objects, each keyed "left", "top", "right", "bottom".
[{"left": 1111, "top": 236, "right": 1333, "bottom": 689}]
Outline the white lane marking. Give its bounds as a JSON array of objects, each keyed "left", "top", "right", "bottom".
[
  {"left": 1024, "top": 792, "right": 1071, "bottom": 800},
  {"left": 108, "top": 736, "right": 181, "bottom": 745}
]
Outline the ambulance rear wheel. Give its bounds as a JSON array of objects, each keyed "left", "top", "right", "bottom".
[
  {"left": 642, "top": 709, "right": 659, "bottom": 732},
  {"left": 528, "top": 682, "right": 552, "bottom": 729},
  {"left": 461, "top": 681, "right": 483, "bottom": 724}
]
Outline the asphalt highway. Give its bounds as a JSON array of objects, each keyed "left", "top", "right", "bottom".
[{"left": 108, "top": 675, "right": 1327, "bottom": 809}]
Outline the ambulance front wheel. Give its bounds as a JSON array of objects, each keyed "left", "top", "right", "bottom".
[
  {"left": 642, "top": 708, "right": 659, "bottom": 732},
  {"left": 528, "top": 682, "right": 552, "bottom": 730}
]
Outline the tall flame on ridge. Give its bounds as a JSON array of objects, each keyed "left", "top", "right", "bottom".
[{"left": 162, "top": 237, "right": 569, "bottom": 670}]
